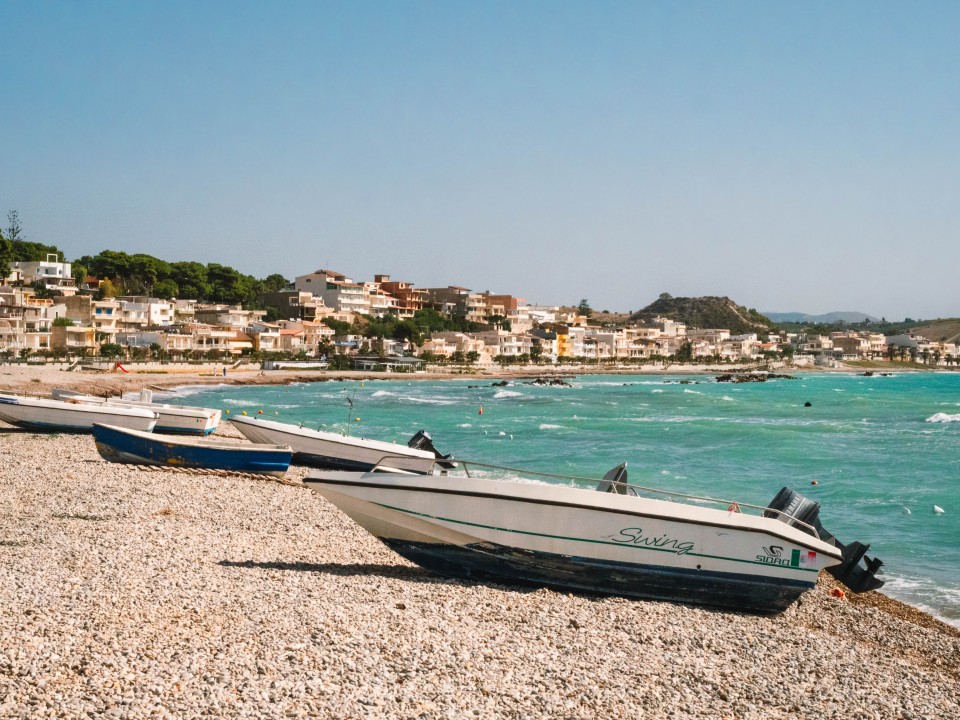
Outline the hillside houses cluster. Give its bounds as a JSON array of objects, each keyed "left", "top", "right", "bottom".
[{"left": 2, "top": 257, "right": 958, "bottom": 367}]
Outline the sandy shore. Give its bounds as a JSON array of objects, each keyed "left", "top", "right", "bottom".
[{"left": 2, "top": 364, "right": 958, "bottom": 718}]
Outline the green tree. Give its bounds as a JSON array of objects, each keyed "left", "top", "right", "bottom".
[
  {"left": 207, "top": 263, "right": 255, "bottom": 304},
  {"left": 327, "top": 354, "right": 352, "bottom": 370},
  {"left": 466, "top": 351, "right": 480, "bottom": 365},
  {"left": 6, "top": 210, "right": 23, "bottom": 242},
  {"left": 257, "top": 273, "right": 290, "bottom": 294},
  {"left": 99, "top": 343, "right": 124, "bottom": 358},
  {"left": 71, "top": 262, "right": 88, "bottom": 287},
  {"left": 577, "top": 299, "right": 593, "bottom": 317},
  {"left": 52, "top": 317, "right": 74, "bottom": 327},
  {"left": 153, "top": 278, "right": 179, "bottom": 299},
  {"left": 323, "top": 318, "right": 352, "bottom": 336},
  {"left": 0, "top": 227, "right": 11, "bottom": 278},
  {"left": 170, "top": 261, "right": 212, "bottom": 300},
  {"left": 393, "top": 319, "right": 424, "bottom": 347},
  {"left": 97, "top": 277, "right": 121, "bottom": 299},
  {"left": 674, "top": 340, "right": 694, "bottom": 363}
]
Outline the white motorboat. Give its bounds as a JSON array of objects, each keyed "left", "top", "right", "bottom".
[
  {"left": 52, "top": 388, "right": 220, "bottom": 435},
  {"left": 230, "top": 415, "right": 452, "bottom": 473},
  {"left": 303, "top": 461, "right": 884, "bottom": 614},
  {"left": 0, "top": 392, "right": 158, "bottom": 433}
]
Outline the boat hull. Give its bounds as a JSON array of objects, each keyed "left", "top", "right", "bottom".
[
  {"left": 383, "top": 539, "right": 812, "bottom": 613},
  {"left": 0, "top": 394, "right": 158, "bottom": 433},
  {"left": 305, "top": 472, "right": 842, "bottom": 614},
  {"left": 231, "top": 416, "right": 436, "bottom": 473},
  {"left": 114, "top": 402, "right": 219, "bottom": 435},
  {"left": 93, "top": 423, "right": 292, "bottom": 476}
]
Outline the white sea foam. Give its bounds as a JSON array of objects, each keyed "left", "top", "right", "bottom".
[
  {"left": 158, "top": 383, "right": 231, "bottom": 398},
  {"left": 651, "top": 389, "right": 664, "bottom": 394},
  {"left": 720, "top": 396, "right": 734, "bottom": 402},
  {"left": 926, "top": 412, "right": 960, "bottom": 423},
  {"left": 404, "top": 396, "right": 455, "bottom": 405},
  {"left": 539, "top": 423, "right": 562, "bottom": 430},
  {"left": 682, "top": 389, "right": 702, "bottom": 395},
  {"left": 371, "top": 390, "right": 394, "bottom": 398},
  {"left": 493, "top": 390, "right": 524, "bottom": 399},
  {"left": 457, "top": 423, "right": 472, "bottom": 428}
]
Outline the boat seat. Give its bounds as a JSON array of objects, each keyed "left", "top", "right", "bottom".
[{"left": 596, "top": 463, "right": 636, "bottom": 496}]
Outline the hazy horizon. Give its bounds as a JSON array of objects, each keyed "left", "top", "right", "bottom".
[{"left": 2, "top": 2, "right": 958, "bottom": 322}]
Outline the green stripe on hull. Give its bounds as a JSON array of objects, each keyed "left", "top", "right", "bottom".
[{"left": 373, "top": 501, "right": 822, "bottom": 573}]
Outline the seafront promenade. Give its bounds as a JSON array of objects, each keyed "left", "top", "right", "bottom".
[{"left": 1, "top": 365, "right": 958, "bottom": 718}]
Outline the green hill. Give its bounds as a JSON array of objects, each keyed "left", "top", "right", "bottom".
[{"left": 630, "top": 294, "right": 772, "bottom": 334}]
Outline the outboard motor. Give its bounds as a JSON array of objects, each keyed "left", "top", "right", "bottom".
[
  {"left": 765, "top": 487, "right": 884, "bottom": 594},
  {"left": 407, "top": 430, "right": 456, "bottom": 469},
  {"left": 596, "top": 463, "right": 637, "bottom": 496}
]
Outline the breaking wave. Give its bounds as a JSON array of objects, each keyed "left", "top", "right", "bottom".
[{"left": 926, "top": 413, "right": 960, "bottom": 423}]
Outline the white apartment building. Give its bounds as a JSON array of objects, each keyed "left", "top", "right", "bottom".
[
  {"left": 11, "top": 255, "right": 75, "bottom": 293},
  {"left": 296, "top": 270, "right": 371, "bottom": 315}
]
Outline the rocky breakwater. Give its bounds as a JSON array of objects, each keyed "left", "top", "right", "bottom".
[{"left": 1, "top": 425, "right": 958, "bottom": 719}]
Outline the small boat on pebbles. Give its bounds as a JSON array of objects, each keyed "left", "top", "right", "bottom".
[
  {"left": 92, "top": 423, "right": 292, "bottom": 476},
  {"left": 231, "top": 415, "right": 452, "bottom": 473},
  {"left": 0, "top": 392, "right": 158, "bottom": 433},
  {"left": 53, "top": 388, "right": 220, "bottom": 435},
  {"left": 303, "top": 461, "right": 884, "bottom": 614}
]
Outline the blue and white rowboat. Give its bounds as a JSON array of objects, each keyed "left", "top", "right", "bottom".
[{"left": 93, "top": 423, "right": 292, "bottom": 476}]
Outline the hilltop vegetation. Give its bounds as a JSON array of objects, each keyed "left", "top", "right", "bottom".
[{"left": 630, "top": 294, "right": 772, "bottom": 335}]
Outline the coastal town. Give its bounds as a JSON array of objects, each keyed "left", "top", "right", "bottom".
[{"left": 2, "top": 255, "right": 956, "bottom": 371}]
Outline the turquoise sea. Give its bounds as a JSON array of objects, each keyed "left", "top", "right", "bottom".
[{"left": 172, "top": 372, "right": 960, "bottom": 626}]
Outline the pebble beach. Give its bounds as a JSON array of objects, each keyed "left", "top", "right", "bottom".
[{"left": 2, "top": 366, "right": 959, "bottom": 719}]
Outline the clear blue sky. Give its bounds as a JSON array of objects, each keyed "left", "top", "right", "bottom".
[{"left": 2, "top": 1, "right": 959, "bottom": 320}]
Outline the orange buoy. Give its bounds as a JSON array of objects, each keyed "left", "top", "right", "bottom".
[
  {"left": 727, "top": 502, "right": 741, "bottom": 513},
  {"left": 811, "top": 480, "right": 819, "bottom": 485},
  {"left": 257, "top": 410, "right": 263, "bottom": 415}
]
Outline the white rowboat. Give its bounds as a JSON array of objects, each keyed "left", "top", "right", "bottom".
[
  {"left": 0, "top": 393, "right": 158, "bottom": 433},
  {"left": 52, "top": 388, "right": 220, "bottom": 435},
  {"left": 231, "top": 415, "right": 450, "bottom": 473}
]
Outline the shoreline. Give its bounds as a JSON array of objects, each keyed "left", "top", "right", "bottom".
[{"left": 0, "top": 359, "right": 914, "bottom": 398}]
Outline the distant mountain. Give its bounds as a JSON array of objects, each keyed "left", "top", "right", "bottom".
[
  {"left": 631, "top": 295, "right": 771, "bottom": 334},
  {"left": 764, "top": 311, "right": 880, "bottom": 324}
]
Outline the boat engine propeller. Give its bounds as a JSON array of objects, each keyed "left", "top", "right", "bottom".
[{"left": 764, "top": 487, "right": 885, "bottom": 594}]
